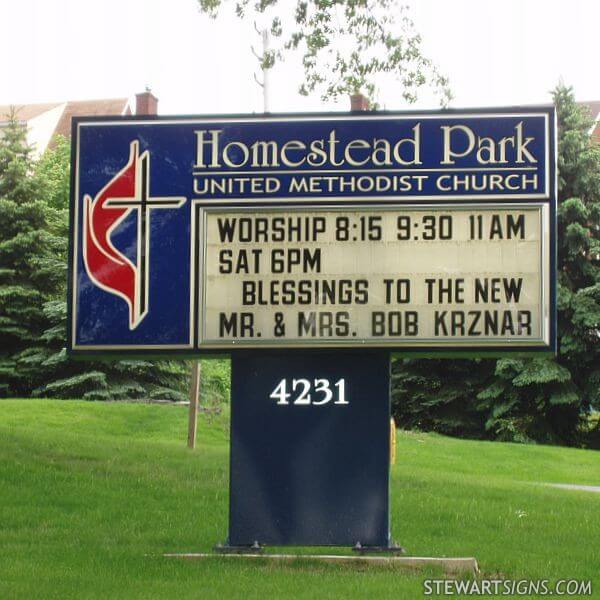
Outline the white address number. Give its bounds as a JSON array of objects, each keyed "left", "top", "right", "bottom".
[{"left": 269, "top": 378, "right": 348, "bottom": 406}]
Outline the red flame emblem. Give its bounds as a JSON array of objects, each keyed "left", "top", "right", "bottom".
[{"left": 83, "top": 141, "right": 186, "bottom": 329}]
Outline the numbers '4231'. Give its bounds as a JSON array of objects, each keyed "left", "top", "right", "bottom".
[{"left": 270, "top": 378, "right": 348, "bottom": 406}]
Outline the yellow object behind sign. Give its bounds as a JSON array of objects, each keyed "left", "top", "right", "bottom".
[{"left": 390, "top": 417, "right": 396, "bottom": 465}]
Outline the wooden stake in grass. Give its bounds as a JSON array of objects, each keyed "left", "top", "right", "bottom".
[{"left": 187, "top": 362, "right": 201, "bottom": 449}]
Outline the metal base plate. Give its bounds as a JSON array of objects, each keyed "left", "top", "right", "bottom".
[
  {"left": 214, "top": 541, "right": 264, "bottom": 554},
  {"left": 352, "top": 541, "right": 406, "bottom": 555}
]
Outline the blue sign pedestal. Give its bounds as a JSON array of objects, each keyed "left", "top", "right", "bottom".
[{"left": 227, "top": 351, "right": 391, "bottom": 548}]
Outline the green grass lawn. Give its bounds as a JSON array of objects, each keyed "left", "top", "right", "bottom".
[{"left": 1, "top": 400, "right": 598, "bottom": 599}]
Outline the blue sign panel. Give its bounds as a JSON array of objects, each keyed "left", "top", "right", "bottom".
[{"left": 68, "top": 109, "right": 556, "bottom": 355}]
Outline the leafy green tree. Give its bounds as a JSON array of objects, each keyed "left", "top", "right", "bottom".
[
  {"left": 36, "top": 135, "right": 71, "bottom": 212},
  {"left": 198, "top": 358, "right": 231, "bottom": 410},
  {"left": 392, "top": 84, "right": 600, "bottom": 445},
  {"left": 198, "top": 0, "right": 452, "bottom": 107}
]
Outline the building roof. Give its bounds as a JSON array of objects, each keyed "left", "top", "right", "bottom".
[
  {"left": 0, "top": 102, "right": 63, "bottom": 122},
  {"left": 578, "top": 101, "right": 600, "bottom": 143},
  {"left": 53, "top": 98, "right": 131, "bottom": 139},
  {"left": 0, "top": 98, "right": 130, "bottom": 125},
  {"left": 579, "top": 100, "right": 600, "bottom": 120},
  {"left": 0, "top": 97, "right": 132, "bottom": 154}
]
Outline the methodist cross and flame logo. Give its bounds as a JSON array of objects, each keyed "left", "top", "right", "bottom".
[{"left": 82, "top": 141, "right": 186, "bottom": 329}]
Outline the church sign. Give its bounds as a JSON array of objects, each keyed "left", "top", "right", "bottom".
[{"left": 68, "top": 108, "right": 556, "bottom": 354}]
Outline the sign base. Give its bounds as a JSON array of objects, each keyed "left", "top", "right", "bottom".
[
  {"left": 213, "top": 541, "right": 406, "bottom": 555},
  {"left": 228, "top": 350, "right": 391, "bottom": 547}
]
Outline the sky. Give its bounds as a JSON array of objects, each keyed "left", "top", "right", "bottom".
[{"left": 1, "top": 0, "right": 598, "bottom": 114}]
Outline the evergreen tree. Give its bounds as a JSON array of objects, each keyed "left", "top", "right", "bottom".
[
  {"left": 0, "top": 113, "right": 64, "bottom": 395},
  {"left": 391, "top": 358, "right": 493, "bottom": 439},
  {"left": 392, "top": 84, "right": 600, "bottom": 445},
  {"left": 0, "top": 123, "right": 187, "bottom": 401},
  {"left": 26, "top": 137, "right": 189, "bottom": 402},
  {"left": 477, "top": 86, "right": 600, "bottom": 444},
  {"left": 29, "top": 298, "right": 189, "bottom": 401}
]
